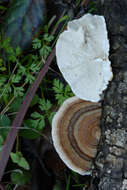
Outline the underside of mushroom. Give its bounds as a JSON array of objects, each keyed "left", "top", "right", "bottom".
[{"left": 52, "top": 96, "right": 102, "bottom": 175}]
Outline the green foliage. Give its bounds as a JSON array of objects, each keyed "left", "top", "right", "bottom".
[
  {"left": 19, "top": 122, "right": 42, "bottom": 139},
  {"left": 66, "top": 175, "right": 71, "bottom": 190},
  {"left": 0, "top": 38, "right": 22, "bottom": 103},
  {"left": 0, "top": 5, "right": 7, "bottom": 11},
  {"left": 0, "top": 37, "right": 43, "bottom": 105},
  {"left": 9, "top": 97, "right": 23, "bottom": 112},
  {"left": 5, "top": 184, "right": 12, "bottom": 190},
  {"left": 39, "top": 98, "right": 56, "bottom": 124},
  {"left": 0, "top": 59, "right": 6, "bottom": 71},
  {"left": 88, "top": 1, "right": 97, "bottom": 13},
  {"left": 0, "top": 76, "right": 6, "bottom": 87},
  {"left": 0, "top": 29, "right": 56, "bottom": 187},
  {"left": 11, "top": 170, "right": 31, "bottom": 185},
  {"left": 22, "top": 97, "right": 55, "bottom": 139},
  {"left": 0, "top": 10, "right": 76, "bottom": 189},
  {"left": 32, "top": 33, "right": 54, "bottom": 59},
  {"left": 32, "top": 38, "right": 42, "bottom": 49},
  {"left": 0, "top": 37, "right": 18, "bottom": 63},
  {"left": 0, "top": 114, "right": 11, "bottom": 139},
  {"left": 10, "top": 152, "right": 30, "bottom": 170},
  {"left": 0, "top": 114, "right": 11, "bottom": 153},
  {"left": 76, "top": 0, "right": 82, "bottom": 6},
  {"left": 30, "top": 94, "right": 39, "bottom": 107},
  {"left": 13, "top": 86, "right": 24, "bottom": 97},
  {"left": 53, "top": 79, "right": 74, "bottom": 105},
  {"left": 30, "top": 112, "right": 45, "bottom": 130}
]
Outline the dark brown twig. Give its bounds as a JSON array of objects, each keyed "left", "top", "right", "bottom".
[{"left": 0, "top": 47, "right": 56, "bottom": 181}]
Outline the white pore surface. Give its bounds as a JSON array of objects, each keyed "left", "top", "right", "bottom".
[{"left": 56, "top": 14, "right": 113, "bottom": 102}]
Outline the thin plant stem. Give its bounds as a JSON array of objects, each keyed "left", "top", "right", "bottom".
[
  {"left": 0, "top": 62, "right": 18, "bottom": 100},
  {"left": 0, "top": 96, "right": 15, "bottom": 115}
]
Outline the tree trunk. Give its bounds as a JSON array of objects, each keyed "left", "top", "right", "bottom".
[{"left": 92, "top": 0, "right": 127, "bottom": 189}]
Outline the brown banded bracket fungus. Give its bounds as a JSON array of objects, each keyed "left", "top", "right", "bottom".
[
  {"left": 56, "top": 14, "right": 113, "bottom": 102},
  {"left": 52, "top": 96, "right": 101, "bottom": 175}
]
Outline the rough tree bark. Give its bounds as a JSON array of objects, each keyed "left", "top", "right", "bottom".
[{"left": 92, "top": 0, "right": 127, "bottom": 189}]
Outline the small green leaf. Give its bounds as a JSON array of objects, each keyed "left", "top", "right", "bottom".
[
  {"left": 18, "top": 157, "right": 30, "bottom": 170},
  {"left": 11, "top": 170, "right": 31, "bottom": 185},
  {"left": 29, "top": 116, "right": 45, "bottom": 131},
  {"left": 31, "top": 112, "right": 41, "bottom": 119},
  {"left": 2, "top": 37, "right": 11, "bottom": 49},
  {"left": 53, "top": 79, "right": 74, "bottom": 105},
  {"left": 49, "top": 112, "right": 56, "bottom": 125},
  {"left": 30, "top": 63, "right": 40, "bottom": 72},
  {"left": 30, "top": 94, "right": 39, "bottom": 107},
  {"left": 39, "top": 99, "right": 52, "bottom": 111},
  {"left": 43, "top": 34, "right": 54, "bottom": 42},
  {"left": 0, "top": 114, "right": 11, "bottom": 139},
  {"left": 52, "top": 79, "right": 64, "bottom": 94},
  {"left": 11, "top": 74, "right": 21, "bottom": 83},
  {"left": 18, "top": 64, "right": 26, "bottom": 75},
  {"left": 0, "top": 114, "right": 11, "bottom": 126},
  {"left": 65, "top": 85, "right": 72, "bottom": 93},
  {"left": 16, "top": 47, "right": 21, "bottom": 56},
  {"left": 9, "top": 97, "right": 23, "bottom": 112},
  {"left": 30, "top": 119, "right": 39, "bottom": 128},
  {"left": 19, "top": 121, "right": 41, "bottom": 139},
  {"left": 0, "top": 76, "right": 6, "bottom": 87},
  {"left": 40, "top": 45, "right": 51, "bottom": 57},
  {"left": 0, "top": 5, "right": 7, "bottom": 11},
  {"left": 10, "top": 152, "right": 30, "bottom": 170},
  {"left": 25, "top": 73, "right": 35, "bottom": 84},
  {"left": 0, "top": 67, "right": 6, "bottom": 71},
  {"left": 38, "top": 118, "right": 45, "bottom": 130},
  {"left": 32, "top": 38, "right": 41, "bottom": 49},
  {"left": 13, "top": 86, "right": 24, "bottom": 97},
  {"left": 4, "top": 84, "right": 12, "bottom": 94},
  {"left": 55, "top": 94, "right": 66, "bottom": 105},
  {"left": 10, "top": 152, "right": 22, "bottom": 163}
]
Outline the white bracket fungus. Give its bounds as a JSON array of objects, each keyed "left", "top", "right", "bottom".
[{"left": 56, "top": 13, "right": 113, "bottom": 102}]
